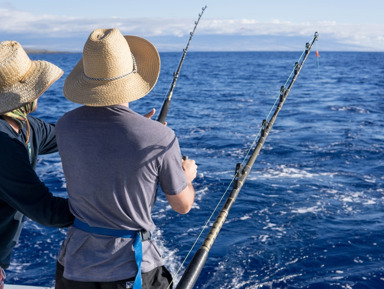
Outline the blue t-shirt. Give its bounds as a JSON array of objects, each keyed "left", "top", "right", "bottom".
[{"left": 56, "top": 105, "right": 187, "bottom": 282}]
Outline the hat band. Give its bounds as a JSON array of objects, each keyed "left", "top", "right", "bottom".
[{"left": 82, "top": 53, "right": 137, "bottom": 81}]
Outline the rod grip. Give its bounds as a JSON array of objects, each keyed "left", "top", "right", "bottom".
[
  {"left": 176, "top": 248, "right": 209, "bottom": 289},
  {"left": 157, "top": 98, "right": 171, "bottom": 124}
]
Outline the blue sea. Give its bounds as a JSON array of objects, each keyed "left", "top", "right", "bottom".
[{"left": 5, "top": 45, "right": 384, "bottom": 288}]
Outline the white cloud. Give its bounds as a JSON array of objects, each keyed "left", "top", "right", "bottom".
[{"left": 1, "top": 7, "right": 383, "bottom": 51}]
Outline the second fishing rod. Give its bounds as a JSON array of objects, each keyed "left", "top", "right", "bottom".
[{"left": 175, "top": 32, "right": 320, "bottom": 289}]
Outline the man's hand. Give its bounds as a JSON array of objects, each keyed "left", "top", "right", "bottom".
[
  {"left": 144, "top": 108, "right": 156, "bottom": 119},
  {"left": 144, "top": 108, "right": 167, "bottom": 125},
  {"left": 182, "top": 158, "right": 197, "bottom": 184}
]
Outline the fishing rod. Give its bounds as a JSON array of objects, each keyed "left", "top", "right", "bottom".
[
  {"left": 175, "top": 32, "right": 319, "bottom": 289},
  {"left": 157, "top": 5, "right": 207, "bottom": 124}
]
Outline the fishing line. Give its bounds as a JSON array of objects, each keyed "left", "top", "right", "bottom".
[
  {"left": 239, "top": 48, "right": 307, "bottom": 169},
  {"left": 316, "top": 40, "right": 321, "bottom": 79},
  {"left": 173, "top": 32, "right": 319, "bottom": 289}
]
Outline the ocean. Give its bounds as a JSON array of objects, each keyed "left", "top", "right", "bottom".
[{"left": 5, "top": 45, "right": 384, "bottom": 288}]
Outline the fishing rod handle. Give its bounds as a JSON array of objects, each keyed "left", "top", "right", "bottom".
[
  {"left": 175, "top": 248, "right": 209, "bottom": 289},
  {"left": 157, "top": 97, "right": 171, "bottom": 124}
]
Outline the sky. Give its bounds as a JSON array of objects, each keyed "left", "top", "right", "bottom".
[{"left": 1, "top": 0, "right": 384, "bottom": 52}]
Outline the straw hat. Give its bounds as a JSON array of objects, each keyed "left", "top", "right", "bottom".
[
  {"left": 63, "top": 28, "right": 160, "bottom": 106},
  {"left": 0, "top": 41, "right": 63, "bottom": 114}
]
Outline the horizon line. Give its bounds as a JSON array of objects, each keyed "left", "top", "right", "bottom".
[{"left": 26, "top": 49, "right": 384, "bottom": 54}]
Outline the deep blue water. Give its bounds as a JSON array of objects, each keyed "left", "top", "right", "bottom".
[{"left": 5, "top": 48, "right": 384, "bottom": 288}]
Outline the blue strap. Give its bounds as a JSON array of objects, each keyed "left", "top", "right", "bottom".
[{"left": 73, "top": 218, "right": 142, "bottom": 289}]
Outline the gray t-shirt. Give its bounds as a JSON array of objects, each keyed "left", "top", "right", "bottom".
[{"left": 56, "top": 105, "right": 187, "bottom": 282}]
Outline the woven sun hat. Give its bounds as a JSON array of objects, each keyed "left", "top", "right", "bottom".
[
  {"left": 0, "top": 41, "right": 63, "bottom": 114},
  {"left": 63, "top": 28, "right": 160, "bottom": 106}
]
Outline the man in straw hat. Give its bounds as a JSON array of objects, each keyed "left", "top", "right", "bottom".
[
  {"left": 0, "top": 40, "right": 74, "bottom": 287},
  {"left": 54, "top": 28, "right": 197, "bottom": 289}
]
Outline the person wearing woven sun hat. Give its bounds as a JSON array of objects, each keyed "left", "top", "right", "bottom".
[
  {"left": 0, "top": 41, "right": 74, "bottom": 285},
  {"left": 54, "top": 28, "right": 197, "bottom": 289}
]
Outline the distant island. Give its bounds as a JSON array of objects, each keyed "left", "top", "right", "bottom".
[{"left": 25, "top": 48, "right": 76, "bottom": 54}]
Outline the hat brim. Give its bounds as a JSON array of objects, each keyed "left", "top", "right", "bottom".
[
  {"left": 63, "top": 35, "right": 160, "bottom": 106},
  {"left": 0, "top": 61, "right": 63, "bottom": 114}
]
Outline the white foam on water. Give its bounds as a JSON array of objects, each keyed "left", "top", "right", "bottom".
[
  {"left": 354, "top": 257, "right": 364, "bottom": 263},
  {"left": 292, "top": 206, "right": 321, "bottom": 214},
  {"left": 240, "top": 214, "right": 251, "bottom": 220},
  {"left": 327, "top": 189, "right": 339, "bottom": 194},
  {"left": 321, "top": 187, "right": 381, "bottom": 212},
  {"left": 228, "top": 273, "right": 302, "bottom": 289},
  {"left": 249, "top": 165, "right": 337, "bottom": 180},
  {"left": 262, "top": 222, "right": 286, "bottom": 236},
  {"left": 363, "top": 175, "right": 377, "bottom": 183},
  {"left": 332, "top": 276, "right": 344, "bottom": 280},
  {"left": 150, "top": 228, "right": 183, "bottom": 284},
  {"left": 259, "top": 234, "right": 269, "bottom": 242},
  {"left": 194, "top": 186, "right": 209, "bottom": 203},
  {"left": 363, "top": 199, "right": 376, "bottom": 205},
  {"left": 331, "top": 105, "right": 371, "bottom": 114}
]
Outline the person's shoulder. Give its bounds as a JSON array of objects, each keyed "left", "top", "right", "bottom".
[
  {"left": 57, "top": 107, "right": 84, "bottom": 125},
  {"left": 133, "top": 115, "right": 176, "bottom": 145},
  {"left": 26, "top": 115, "right": 45, "bottom": 124},
  {"left": 146, "top": 117, "right": 175, "bottom": 136},
  {"left": 153, "top": 121, "right": 178, "bottom": 147},
  {"left": 26, "top": 115, "right": 55, "bottom": 131},
  {"left": 60, "top": 106, "right": 84, "bottom": 118}
]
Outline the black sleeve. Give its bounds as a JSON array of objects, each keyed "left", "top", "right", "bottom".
[
  {"left": 0, "top": 134, "right": 74, "bottom": 227},
  {"left": 29, "top": 116, "right": 58, "bottom": 155}
]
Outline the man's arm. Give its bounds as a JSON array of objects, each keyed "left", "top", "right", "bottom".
[
  {"left": 0, "top": 135, "right": 73, "bottom": 227},
  {"left": 166, "top": 158, "right": 197, "bottom": 214},
  {"left": 29, "top": 116, "right": 57, "bottom": 155}
]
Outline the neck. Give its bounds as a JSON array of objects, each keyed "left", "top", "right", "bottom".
[{"left": 2, "top": 115, "right": 21, "bottom": 133}]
